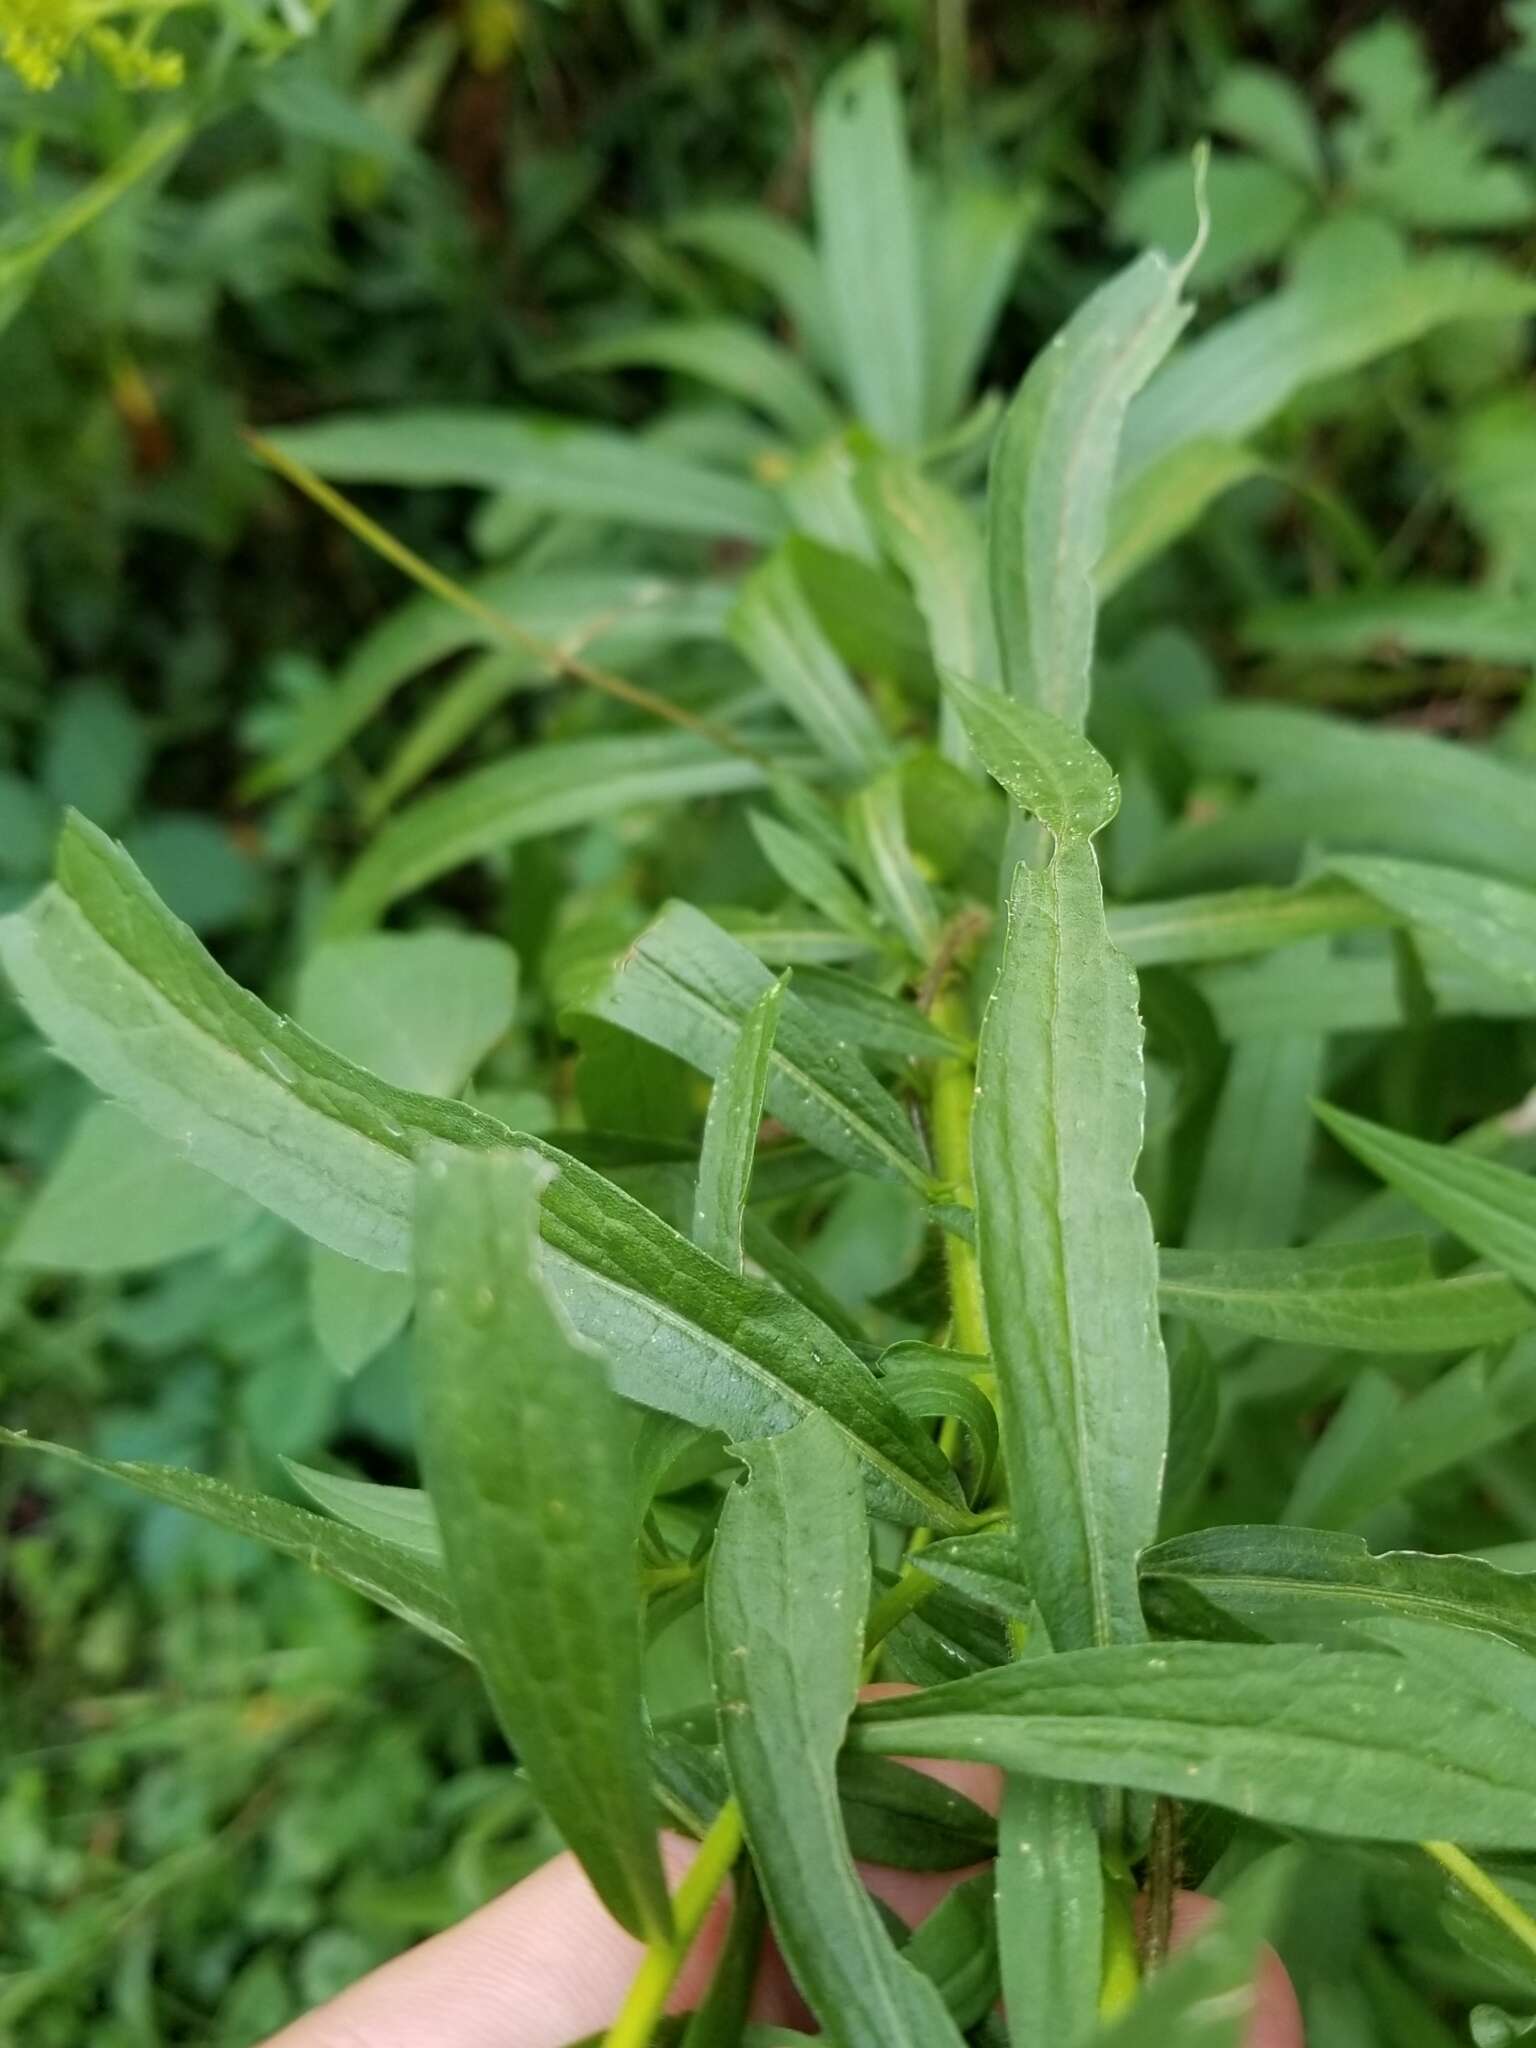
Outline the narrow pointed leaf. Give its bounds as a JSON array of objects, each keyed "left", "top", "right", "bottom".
[
  {"left": 973, "top": 705, "right": 1167, "bottom": 1650},
  {"left": 693, "top": 978, "right": 785, "bottom": 1272},
  {"left": 1330, "top": 854, "right": 1536, "bottom": 1002},
  {"left": 582, "top": 900, "right": 930, "bottom": 1189},
  {"left": 1106, "top": 877, "right": 1388, "bottom": 967},
  {"left": 1158, "top": 1239, "right": 1536, "bottom": 1352},
  {"left": 730, "top": 550, "right": 894, "bottom": 779},
  {"left": 988, "top": 241, "right": 1198, "bottom": 723},
  {"left": 851, "top": 1639, "right": 1536, "bottom": 1847},
  {"left": 0, "top": 818, "right": 965, "bottom": 1530},
  {"left": 415, "top": 1146, "right": 672, "bottom": 1943},
  {"left": 708, "top": 1416, "right": 966, "bottom": 2047},
  {"left": 284, "top": 1462, "right": 442, "bottom": 1560},
  {"left": 0, "top": 1430, "right": 463, "bottom": 1653},
  {"left": 549, "top": 319, "right": 839, "bottom": 443},
  {"left": 998, "top": 1776, "right": 1103, "bottom": 2048},
  {"left": 1142, "top": 1525, "right": 1536, "bottom": 1659},
  {"left": 1316, "top": 1101, "right": 1536, "bottom": 1295},
  {"left": 323, "top": 731, "right": 776, "bottom": 936},
  {"left": 944, "top": 668, "right": 1120, "bottom": 840},
  {"left": 812, "top": 44, "right": 927, "bottom": 445}
]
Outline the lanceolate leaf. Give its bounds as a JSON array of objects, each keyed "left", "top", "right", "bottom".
[
  {"left": 1142, "top": 1525, "right": 1536, "bottom": 1660},
  {"left": 851, "top": 1640, "right": 1536, "bottom": 1848},
  {"left": 943, "top": 667, "right": 1120, "bottom": 840},
  {"left": 1315, "top": 1101, "right": 1536, "bottom": 1295},
  {"left": 415, "top": 1146, "right": 672, "bottom": 1944},
  {"left": 812, "top": 44, "right": 928, "bottom": 447},
  {"left": 284, "top": 1462, "right": 442, "bottom": 1560},
  {"left": 971, "top": 704, "right": 1167, "bottom": 1651},
  {"left": 322, "top": 731, "right": 777, "bottom": 936},
  {"left": 1329, "top": 854, "right": 1536, "bottom": 1003},
  {"left": 1106, "top": 876, "right": 1389, "bottom": 967},
  {"left": 0, "top": 1430, "right": 464, "bottom": 1654},
  {"left": 987, "top": 231, "right": 1200, "bottom": 725},
  {"left": 549, "top": 319, "right": 839, "bottom": 444},
  {"left": 1158, "top": 1239, "right": 1536, "bottom": 1353},
  {"left": 997, "top": 1775, "right": 1103, "bottom": 2048},
  {"left": 708, "top": 1416, "right": 966, "bottom": 2047},
  {"left": 0, "top": 819, "right": 966, "bottom": 1530},
  {"left": 263, "top": 410, "right": 785, "bottom": 543},
  {"left": 730, "top": 550, "right": 894, "bottom": 779},
  {"left": 693, "top": 978, "right": 785, "bottom": 1272},
  {"left": 583, "top": 900, "right": 930, "bottom": 1189}
]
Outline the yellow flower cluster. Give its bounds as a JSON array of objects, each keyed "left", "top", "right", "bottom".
[{"left": 3, "top": 1, "right": 186, "bottom": 91}]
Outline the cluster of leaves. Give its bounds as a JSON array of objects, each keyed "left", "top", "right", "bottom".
[{"left": 13, "top": 3, "right": 1536, "bottom": 2042}]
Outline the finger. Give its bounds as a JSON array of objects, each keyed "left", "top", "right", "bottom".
[
  {"left": 263, "top": 1834, "right": 737, "bottom": 2048},
  {"left": 1167, "top": 1893, "right": 1305, "bottom": 2048}
]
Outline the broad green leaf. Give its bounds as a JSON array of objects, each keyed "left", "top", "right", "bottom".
[
  {"left": 415, "top": 1146, "right": 672, "bottom": 1943},
  {"left": 249, "top": 569, "right": 730, "bottom": 798},
  {"left": 295, "top": 931, "right": 517, "bottom": 1096},
  {"left": 263, "top": 411, "right": 784, "bottom": 543},
  {"left": 550, "top": 320, "right": 839, "bottom": 444},
  {"left": 581, "top": 900, "right": 930, "bottom": 1189},
  {"left": 1158, "top": 1239, "right": 1536, "bottom": 1353},
  {"left": 0, "top": 818, "right": 967, "bottom": 1531},
  {"left": 1122, "top": 216, "right": 1536, "bottom": 481},
  {"left": 0, "top": 1430, "right": 463, "bottom": 1653},
  {"left": 1316, "top": 1101, "right": 1536, "bottom": 1294},
  {"left": 944, "top": 670, "right": 1120, "bottom": 841},
  {"left": 1106, "top": 876, "right": 1389, "bottom": 967},
  {"left": 693, "top": 978, "right": 785, "bottom": 1273},
  {"left": 988, "top": 233, "right": 1199, "bottom": 725},
  {"left": 5, "top": 1102, "right": 259, "bottom": 1272},
  {"left": 997, "top": 1775, "right": 1102, "bottom": 2048},
  {"left": 812, "top": 44, "right": 928, "bottom": 446},
  {"left": 323, "top": 730, "right": 776, "bottom": 935},
  {"left": 284, "top": 1461, "right": 442, "bottom": 1560},
  {"left": 666, "top": 207, "right": 840, "bottom": 374},
  {"left": 846, "top": 771, "right": 940, "bottom": 958},
  {"left": 730, "top": 550, "right": 894, "bottom": 779},
  {"left": 1142, "top": 1525, "right": 1536, "bottom": 1659},
  {"left": 974, "top": 754, "right": 1166, "bottom": 1648},
  {"left": 308, "top": 1244, "right": 413, "bottom": 1377},
  {"left": 1210, "top": 65, "right": 1327, "bottom": 187},
  {"left": 1330, "top": 855, "right": 1536, "bottom": 1002},
  {"left": 707, "top": 1416, "right": 966, "bottom": 2047},
  {"left": 1285, "top": 1341, "right": 1536, "bottom": 1531},
  {"left": 851, "top": 1638, "right": 1536, "bottom": 1847},
  {"left": 915, "top": 1528, "right": 1035, "bottom": 1622}
]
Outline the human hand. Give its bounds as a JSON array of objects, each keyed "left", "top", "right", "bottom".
[{"left": 265, "top": 1719, "right": 1302, "bottom": 2047}]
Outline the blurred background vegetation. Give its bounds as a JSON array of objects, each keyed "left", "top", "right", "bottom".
[{"left": 6, "top": 1, "right": 1536, "bottom": 2040}]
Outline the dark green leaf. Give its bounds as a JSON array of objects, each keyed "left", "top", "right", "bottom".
[
  {"left": 415, "top": 1145, "right": 672, "bottom": 1942},
  {"left": 693, "top": 978, "right": 785, "bottom": 1272}
]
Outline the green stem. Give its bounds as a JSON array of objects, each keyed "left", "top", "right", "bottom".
[
  {"left": 928, "top": 983, "right": 988, "bottom": 1358},
  {"left": 1423, "top": 1840, "right": 1536, "bottom": 1964},
  {"left": 604, "top": 1799, "right": 746, "bottom": 2048}
]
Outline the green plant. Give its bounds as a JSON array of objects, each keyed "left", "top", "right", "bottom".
[
  {"left": 14, "top": 48, "right": 1536, "bottom": 2031},
  {"left": 14, "top": 10, "right": 1536, "bottom": 2043}
]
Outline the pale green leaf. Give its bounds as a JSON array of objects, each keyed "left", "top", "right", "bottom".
[
  {"left": 308, "top": 1244, "right": 413, "bottom": 1377},
  {"left": 730, "top": 549, "right": 894, "bottom": 779},
  {"left": 812, "top": 44, "right": 928, "bottom": 446},
  {"left": 284, "top": 1461, "right": 442, "bottom": 1560},
  {"left": 989, "top": 240, "right": 1198, "bottom": 725},
  {"left": 549, "top": 320, "right": 839, "bottom": 444},
  {"left": 943, "top": 670, "right": 1120, "bottom": 842},
  {"left": 5, "top": 1102, "right": 259, "bottom": 1273},
  {"left": 295, "top": 931, "right": 517, "bottom": 1096}
]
